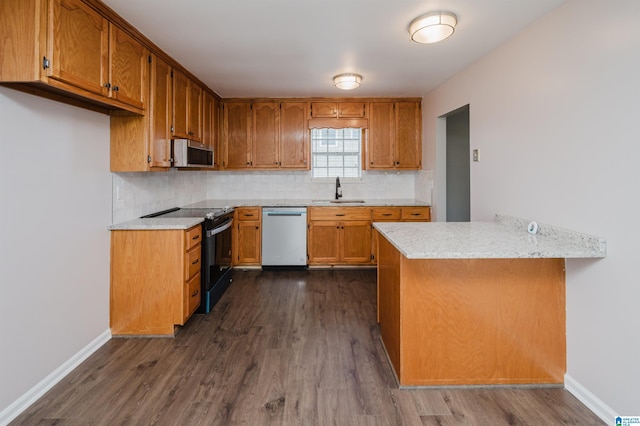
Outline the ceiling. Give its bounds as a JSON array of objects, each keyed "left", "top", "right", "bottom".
[{"left": 101, "top": 0, "right": 565, "bottom": 98}]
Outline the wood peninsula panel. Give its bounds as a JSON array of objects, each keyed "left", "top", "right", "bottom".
[
  {"left": 378, "top": 236, "right": 401, "bottom": 373},
  {"left": 377, "top": 235, "right": 567, "bottom": 386},
  {"left": 110, "top": 230, "right": 183, "bottom": 336}
]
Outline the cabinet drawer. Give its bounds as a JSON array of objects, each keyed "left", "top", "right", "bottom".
[
  {"left": 185, "top": 225, "right": 202, "bottom": 250},
  {"left": 186, "top": 245, "right": 201, "bottom": 280},
  {"left": 401, "top": 207, "right": 431, "bottom": 221},
  {"left": 372, "top": 207, "right": 401, "bottom": 221},
  {"left": 237, "top": 207, "right": 261, "bottom": 221},
  {"left": 186, "top": 273, "right": 201, "bottom": 318},
  {"left": 308, "top": 207, "right": 372, "bottom": 221}
]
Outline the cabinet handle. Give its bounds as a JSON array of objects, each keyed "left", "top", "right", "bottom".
[
  {"left": 370, "top": 162, "right": 374, "bottom": 165},
  {"left": 191, "top": 289, "right": 199, "bottom": 297},
  {"left": 255, "top": 226, "right": 259, "bottom": 230},
  {"left": 396, "top": 161, "right": 400, "bottom": 165},
  {"left": 336, "top": 226, "right": 340, "bottom": 229},
  {"left": 411, "top": 213, "right": 421, "bottom": 216},
  {"left": 192, "top": 235, "right": 200, "bottom": 240},
  {"left": 335, "top": 214, "right": 345, "bottom": 217},
  {"left": 104, "top": 83, "right": 111, "bottom": 89},
  {"left": 382, "top": 213, "right": 392, "bottom": 216},
  {"left": 192, "top": 259, "right": 199, "bottom": 265},
  {"left": 244, "top": 214, "right": 254, "bottom": 217},
  {"left": 113, "top": 86, "right": 119, "bottom": 92}
]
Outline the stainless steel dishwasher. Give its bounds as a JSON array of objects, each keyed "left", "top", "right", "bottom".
[{"left": 262, "top": 207, "right": 307, "bottom": 268}]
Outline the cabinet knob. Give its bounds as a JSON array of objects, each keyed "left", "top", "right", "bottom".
[
  {"left": 395, "top": 161, "right": 400, "bottom": 165},
  {"left": 104, "top": 83, "right": 111, "bottom": 89},
  {"left": 113, "top": 86, "right": 119, "bottom": 92}
]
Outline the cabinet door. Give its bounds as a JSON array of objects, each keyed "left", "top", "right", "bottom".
[
  {"left": 187, "top": 80, "right": 202, "bottom": 141},
  {"left": 341, "top": 220, "right": 372, "bottom": 264},
  {"left": 202, "top": 91, "right": 214, "bottom": 149},
  {"left": 338, "top": 102, "right": 366, "bottom": 118},
  {"left": 109, "top": 25, "right": 147, "bottom": 110},
  {"left": 48, "top": 0, "right": 109, "bottom": 96},
  {"left": 172, "top": 69, "right": 189, "bottom": 139},
  {"left": 148, "top": 55, "right": 172, "bottom": 168},
  {"left": 223, "top": 102, "right": 252, "bottom": 168},
  {"left": 308, "top": 221, "right": 341, "bottom": 264},
  {"left": 213, "top": 96, "right": 222, "bottom": 169},
  {"left": 252, "top": 102, "right": 279, "bottom": 168},
  {"left": 237, "top": 221, "right": 261, "bottom": 264},
  {"left": 367, "top": 102, "right": 395, "bottom": 169},
  {"left": 280, "top": 102, "right": 309, "bottom": 169},
  {"left": 310, "top": 102, "right": 337, "bottom": 118},
  {"left": 394, "top": 101, "right": 422, "bottom": 169}
]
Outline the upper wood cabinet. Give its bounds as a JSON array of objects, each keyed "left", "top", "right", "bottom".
[
  {"left": 111, "top": 54, "right": 171, "bottom": 171},
  {"left": 0, "top": 0, "right": 147, "bottom": 114},
  {"left": 223, "top": 101, "right": 310, "bottom": 170},
  {"left": 172, "top": 69, "right": 202, "bottom": 141},
  {"left": 223, "top": 102, "right": 252, "bottom": 168},
  {"left": 367, "top": 101, "right": 422, "bottom": 170},
  {"left": 311, "top": 101, "right": 366, "bottom": 118},
  {"left": 203, "top": 91, "right": 222, "bottom": 168},
  {"left": 280, "top": 102, "right": 310, "bottom": 169},
  {"left": 252, "top": 102, "right": 280, "bottom": 168}
]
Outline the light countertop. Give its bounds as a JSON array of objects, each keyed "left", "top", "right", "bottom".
[
  {"left": 109, "top": 198, "right": 429, "bottom": 230},
  {"left": 373, "top": 214, "right": 606, "bottom": 259}
]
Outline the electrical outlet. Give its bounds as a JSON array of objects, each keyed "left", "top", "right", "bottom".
[
  {"left": 473, "top": 149, "right": 480, "bottom": 162},
  {"left": 116, "top": 186, "right": 124, "bottom": 200}
]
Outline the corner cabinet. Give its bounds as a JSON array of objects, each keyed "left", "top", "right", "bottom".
[
  {"left": 110, "top": 54, "right": 172, "bottom": 171},
  {"left": 110, "top": 224, "right": 202, "bottom": 336},
  {"left": 367, "top": 101, "right": 422, "bottom": 170},
  {"left": 0, "top": 0, "right": 147, "bottom": 115}
]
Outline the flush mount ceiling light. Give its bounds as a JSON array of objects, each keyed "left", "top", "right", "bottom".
[
  {"left": 409, "top": 11, "right": 457, "bottom": 44},
  {"left": 333, "top": 73, "right": 362, "bottom": 90}
]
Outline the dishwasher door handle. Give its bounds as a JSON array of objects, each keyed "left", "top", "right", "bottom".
[{"left": 266, "top": 212, "right": 304, "bottom": 217}]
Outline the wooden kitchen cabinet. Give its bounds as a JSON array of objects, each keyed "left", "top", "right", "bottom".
[
  {"left": 252, "top": 102, "right": 280, "bottom": 168},
  {"left": 311, "top": 101, "right": 366, "bottom": 118},
  {"left": 110, "top": 54, "right": 171, "bottom": 171},
  {"left": 223, "top": 101, "right": 252, "bottom": 168},
  {"left": 280, "top": 102, "right": 310, "bottom": 169},
  {"left": 110, "top": 224, "right": 202, "bottom": 336},
  {"left": 203, "top": 91, "right": 223, "bottom": 168},
  {"left": 173, "top": 69, "right": 202, "bottom": 141},
  {"left": 0, "top": 0, "right": 147, "bottom": 115},
  {"left": 370, "top": 206, "right": 431, "bottom": 264},
  {"left": 234, "top": 207, "right": 262, "bottom": 265},
  {"left": 367, "top": 101, "right": 422, "bottom": 170},
  {"left": 308, "top": 207, "right": 373, "bottom": 265}
]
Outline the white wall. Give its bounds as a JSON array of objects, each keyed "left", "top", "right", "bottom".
[
  {"left": 113, "top": 170, "right": 420, "bottom": 222},
  {"left": 421, "top": 0, "right": 640, "bottom": 416},
  {"left": 0, "top": 88, "right": 111, "bottom": 416}
]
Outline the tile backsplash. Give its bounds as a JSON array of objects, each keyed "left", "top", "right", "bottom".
[{"left": 112, "top": 170, "right": 431, "bottom": 223}]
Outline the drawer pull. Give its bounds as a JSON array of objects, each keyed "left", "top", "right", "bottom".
[
  {"left": 192, "top": 235, "right": 200, "bottom": 240},
  {"left": 191, "top": 289, "right": 199, "bottom": 297},
  {"left": 411, "top": 213, "right": 421, "bottom": 216},
  {"left": 382, "top": 213, "right": 392, "bottom": 216},
  {"left": 244, "top": 214, "right": 254, "bottom": 217},
  {"left": 335, "top": 214, "right": 346, "bottom": 217},
  {"left": 191, "top": 259, "right": 199, "bottom": 265}
]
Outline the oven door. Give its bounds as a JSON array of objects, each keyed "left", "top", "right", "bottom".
[{"left": 203, "top": 217, "right": 233, "bottom": 292}]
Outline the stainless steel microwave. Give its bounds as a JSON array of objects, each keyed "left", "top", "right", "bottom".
[{"left": 172, "top": 139, "right": 214, "bottom": 168}]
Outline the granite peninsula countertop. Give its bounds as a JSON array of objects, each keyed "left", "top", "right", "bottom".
[
  {"left": 373, "top": 214, "right": 606, "bottom": 259},
  {"left": 109, "top": 199, "right": 429, "bottom": 230}
]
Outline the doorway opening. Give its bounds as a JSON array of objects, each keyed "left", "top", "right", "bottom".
[{"left": 440, "top": 105, "right": 470, "bottom": 222}]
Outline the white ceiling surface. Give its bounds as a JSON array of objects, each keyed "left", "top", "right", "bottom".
[{"left": 102, "top": 0, "right": 565, "bottom": 98}]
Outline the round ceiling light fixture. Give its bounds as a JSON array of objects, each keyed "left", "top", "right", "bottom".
[
  {"left": 409, "top": 11, "right": 457, "bottom": 44},
  {"left": 333, "top": 73, "right": 362, "bottom": 90}
]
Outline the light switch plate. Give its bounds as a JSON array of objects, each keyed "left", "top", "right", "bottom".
[{"left": 473, "top": 149, "right": 480, "bottom": 162}]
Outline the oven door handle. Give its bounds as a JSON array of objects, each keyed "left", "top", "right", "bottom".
[{"left": 207, "top": 218, "right": 233, "bottom": 237}]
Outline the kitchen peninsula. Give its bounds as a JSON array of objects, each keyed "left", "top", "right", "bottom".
[{"left": 374, "top": 215, "right": 606, "bottom": 387}]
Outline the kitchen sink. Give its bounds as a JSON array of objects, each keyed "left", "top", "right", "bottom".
[{"left": 312, "top": 199, "right": 366, "bottom": 204}]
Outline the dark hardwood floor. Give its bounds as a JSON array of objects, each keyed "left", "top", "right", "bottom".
[{"left": 12, "top": 269, "right": 604, "bottom": 425}]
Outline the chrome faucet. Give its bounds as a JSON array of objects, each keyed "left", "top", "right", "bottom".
[{"left": 335, "top": 176, "right": 342, "bottom": 200}]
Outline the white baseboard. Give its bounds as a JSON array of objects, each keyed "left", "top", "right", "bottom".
[
  {"left": 564, "top": 374, "right": 617, "bottom": 423},
  {"left": 0, "top": 329, "right": 111, "bottom": 426}
]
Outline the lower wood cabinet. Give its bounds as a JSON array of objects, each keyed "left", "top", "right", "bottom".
[
  {"left": 234, "top": 207, "right": 261, "bottom": 265},
  {"left": 308, "top": 207, "right": 373, "bottom": 265},
  {"left": 110, "top": 224, "right": 202, "bottom": 336}
]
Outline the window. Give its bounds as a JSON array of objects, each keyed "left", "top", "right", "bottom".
[{"left": 311, "top": 128, "right": 362, "bottom": 178}]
